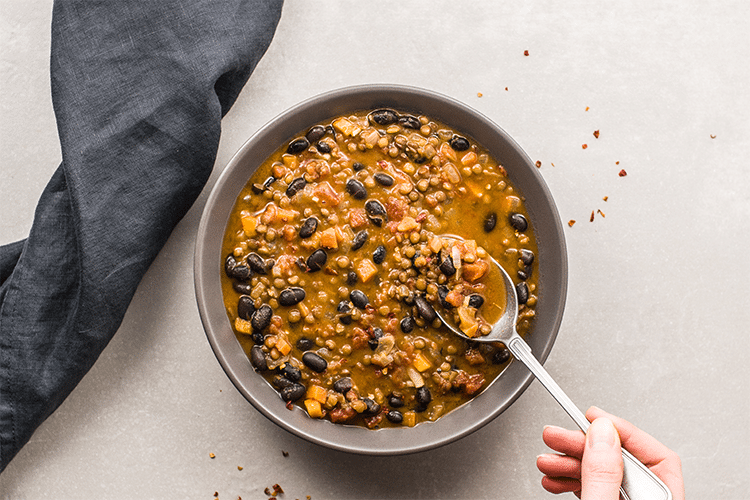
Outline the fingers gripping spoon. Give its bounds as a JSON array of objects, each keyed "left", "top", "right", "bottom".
[{"left": 432, "top": 250, "right": 673, "bottom": 500}]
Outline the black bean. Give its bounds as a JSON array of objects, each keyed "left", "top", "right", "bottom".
[
  {"left": 493, "top": 347, "right": 511, "bottom": 364},
  {"left": 400, "top": 316, "right": 415, "bottom": 333},
  {"left": 468, "top": 294, "right": 484, "bottom": 308},
  {"left": 437, "top": 285, "right": 452, "bottom": 309},
  {"left": 232, "top": 282, "right": 253, "bottom": 294},
  {"left": 333, "top": 377, "right": 353, "bottom": 393},
  {"left": 237, "top": 295, "right": 256, "bottom": 320},
  {"left": 251, "top": 182, "right": 265, "bottom": 195},
  {"left": 286, "top": 176, "right": 307, "bottom": 198},
  {"left": 414, "top": 296, "right": 437, "bottom": 323},
  {"left": 518, "top": 264, "right": 533, "bottom": 281},
  {"left": 316, "top": 141, "right": 331, "bottom": 154},
  {"left": 353, "top": 162, "right": 366, "bottom": 171},
  {"left": 296, "top": 337, "right": 314, "bottom": 351},
  {"left": 373, "top": 245, "right": 386, "bottom": 264},
  {"left": 449, "top": 135, "right": 470, "bottom": 151},
  {"left": 516, "top": 282, "right": 529, "bottom": 305},
  {"left": 263, "top": 176, "right": 276, "bottom": 189},
  {"left": 439, "top": 256, "right": 456, "bottom": 276},
  {"left": 416, "top": 386, "right": 432, "bottom": 407},
  {"left": 224, "top": 255, "right": 236, "bottom": 277},
  {"left": 339, "top": 314, "right": 353, "bottom": 325},
  {"left": 251, "top": 304, "right": 273, "bottom": 332},
  {"left": 299, "top": 216, "right": 319, "bottom": 238},
  {"left": 398, "top": 114, "right": 421, "bottom": 129},
  {"left": 280, "top": 382, "right": 307, "bottom": 402},
  {"left": 346, "top": 178, "right": 367, "bottom": 200},
  {"left": 374, "top": 173, "right": 394, "bottom": 186},
  {"left": 362, "top": 398, "right": 381, "bottom": 415},
  {"left": 246, "top": 252, "right": 267, "bottom": 274},
  {"left": 369, "top": 109, "right": 399, "bottom": 125},
  {"left": 250, "top": 345, "right": 267, "bottom": 371},
  {"left": 287, "top": 137, "right": 309, "bottom": 154},
  {"left": 389, "top": 393, "right": 405, "bottom": 408},
  {"left": 368, "top": 338, "right": 379, "bottom": 350},
  {"left": 365, "top": 199, "right": 387, "bottom": 217},
  {"left": 302, "top": 351, "right": 328, "bottom": 373},
  {"left": 386, "top": 410, "right": 403, "bottom": 424},
  {"left": 306, "top": 125, "right": 326, "bottom": 143},
  {"left": 337, "top": 300, "right": 352, "bottom": 325},
  {"left": 368, "top": 328, "right": 383, "bottom": 350},
  {"left": 280, "top": 364, "right": 302, "bottom": 382},
  {"left": 272, "top": 375, "right": 294, "bottom": 389},
  {"left": 306, "top": 248, "right": 328, "bottom": 272},
  {"left": 350, "top": 289, "right": 369, "bottom": 309},
  {"left": 250, "top": 331, "right": 264, "bottom": 344},
  {"left": 228, "top": 264, "right": 251, "bottom": 281},
  {"left": 278, "top": 287, "right": 306, "bottom": 306},
  {"left": 484, "top": 212, "right": 498, "bottom": 232},
  {"left": 509, "top": 213, "right": 528, "bottom": 232},
  {"left": 520, "top": 249, "right": 535, "bottom": 265},
  {"left": 372, "top": 327, "right": 384, "bottom": 339},
  {"left": 346, "top": 271, "right": 358, "bottom": 286},
  {"left": 351, "top": 230, "right": 368, "bottom": 250}
]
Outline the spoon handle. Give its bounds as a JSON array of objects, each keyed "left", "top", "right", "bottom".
[{"left": 507, "top": 336, "right": 673, "bottom": 500}]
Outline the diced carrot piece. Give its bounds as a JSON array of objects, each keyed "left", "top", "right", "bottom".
[
  {"left": 402, "top": 411, "right": 417, "bottom": 427},
  {"left": 332, "top": 117, "right": 361, "bottom": 137},
  {"left": 276, "top": 337, "right": 292, "bottom": 356},
  {"left": 234, "top": 318, "right": 252, "bottom": 334},
  {"left": 356, "top": 259, "right": 379, "bottom": 283},
  {"left": 313, "top": 181, "right": 342, "bottom": 206},
  {"left": 275, "top": 208, "right": 299, "bottom": 223},
  {"left": 413, "top": 352, "right": 432, "bottom": 372},
  {"left": 282, "top": 154, "right": 298, "bottom": 169},
  {"left": 306, "top": 385, "right": 328, "bottom": 404},
  {"left": 429, "top": 237, "right": 443, "bottom": 254},
  {"left": 240, "top": 210, "right": 257, "bottom": 236},
  {"left": 458, "top": 306, "right": 479, "bottom": 337},
  {"left": 320, "top": 227, "right": 338, "bottom": 249},
  {"left": 349, "top": 208, "right": 368, "bottom": 228},
  {"left": 445, "top": 290, "right": 464, "bottom": 308},
  {"left": 304, "top": 399, "right": 323, "bottom": 418},
  {"left": 462, "top": 260, "right": 489, "bottom": 282},
  {"left": 396, "top": 216, "right": 419, "bottom": 232}
]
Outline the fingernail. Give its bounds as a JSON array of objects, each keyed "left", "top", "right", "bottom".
[{"left": 588, "top": 418, "right": 617, "bottom": 449}]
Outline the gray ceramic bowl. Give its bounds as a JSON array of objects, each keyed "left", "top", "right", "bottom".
[{"left": 194, "top": 84, "right": 568, "bottom": 455}]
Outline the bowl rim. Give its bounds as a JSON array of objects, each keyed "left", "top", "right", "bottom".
[{"left": 194, "top": 83, "right": 568, "bottom": 455}]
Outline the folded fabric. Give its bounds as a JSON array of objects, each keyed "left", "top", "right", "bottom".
[{"left": 0, "top": 0, "right": 283, "bottom": 472}]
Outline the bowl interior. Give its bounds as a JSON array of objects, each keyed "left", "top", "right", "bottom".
[{"left": 194, "top": 84, "right": 568, "bottom": 455}]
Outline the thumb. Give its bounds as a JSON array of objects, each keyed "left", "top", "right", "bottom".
[{"left": 581, "top": 417, "right": 624, "bottom": 500}]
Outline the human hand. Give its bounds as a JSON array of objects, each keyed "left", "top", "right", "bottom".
[{"left": 536, "top": 406, "right": 685, "bottom": 500}]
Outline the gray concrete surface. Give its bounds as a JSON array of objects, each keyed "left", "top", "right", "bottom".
[{"left": 1, "top": 1, "right": 748, "bottom": 498}]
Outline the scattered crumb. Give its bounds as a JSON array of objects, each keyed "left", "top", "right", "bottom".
[
  {"left": 282, "top": 450, "right": 289, "bottom": 457},
  {"left": 568, "top": 220, "right": 576, "bottom": 227},
  {"left": 524, "top": 50, "right": 529, "bottom": 56},
  {"left": 535, "top": 160, "right": 542, "bottom": 168},
  {"left": 237, "top": 466, "right": 243, "bottom": 471},
  {"left": 477, "top": 92, "right": 483, "bottom": 97},
  {"left": 589, "top": 210, "right": 595, "bottom": 222},
  {"left": 615, "top": 161, "right": 620, "bottom": 165},
  {"left": 593, "top": 130, "right": 600, "bottom": 139},
  {"left": 710, "top": 134, "right": 716, "bottom": 139},
  {"left": 597, "top": 209, "right": 606, "bottom": 218},
  {"left": 274, "top": 484, "right": 284, "bottom": 495},
  {"left": 209, "top": 453, "right": 216, "bottom": 459},
  {"left": 505, "top": 87, "right": 508, "bottom": 91},
  {"left": 585, "top": 106, "right": 590, "bottom": 112},
  {"left": 618, "top": 169, "right": 627, "bottom": 177},
  {"left": 582, "top": 144, "right": 588, "bottom": 149},
  {"left": 213, "top": 493, "right": 218, "bottom": 498},
  {"left": 550, "top": 162, "right": 556, "bottom": 167},
  {"left": 603, "top": 196, "right": 609, "bottom": 202},
  {"left": 264, "top": 487, "right": 272, "bottom": 496}
]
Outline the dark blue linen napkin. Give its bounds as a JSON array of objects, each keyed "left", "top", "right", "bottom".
[{"left": 0, "top": 0, "right": 283, "bottom": 472}]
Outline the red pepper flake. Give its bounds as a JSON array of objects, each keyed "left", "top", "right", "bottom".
[
  {"left": 273, "top": 484, "right": 284, "bottom": 495},
  {"left": 550, "top": 162, "right": 556, "bottom": 167},
  {"left": 618, "top": 169, "right": 627, "bottom": 177},
  {"left": 286, "top": 401, "right": 294, "bottom": 410},
  {"left": 585, "top": 106, "right": 590, "bottom": 112},
  {"left": 264, "top": 487, "right": 272, "bottom": 496},
  {"left": 593, "top": 130, "right": 600, "bottom": 139},
  {"left": 597, "top": 209, "right": 606, "bottom": 218},
  {"left": 477, "top": 92, "right": 483, "bottom": 97},
  {"left": 523, "top": 50, "right": 529, "bottom": 56},
  {"left": 615, "top": 161, "right": 620, "bottom": 165},
  {"left": 535, "top": 160, "right": 542, "bottom": 168},
  {"left": 505, "top": 87, "right": 509, "bottom": 91},
  {"left": 582, "top": 144, "right": 588, "bottom": 149},
  {"left": 213, "top": 493, "right": 219, "bottom": 498},
  {"left": 237, "top": 466, "right": 243, "bottom": 471},
  {"left": 710, "top": 134, "right": 716, "bottom": 139},
  {"left": 209, "top": 453, "right": 216, "bottom": 459},
  {"left": 568, "top": 220, "right": 576, "bottom": 227},
  {"left": 282, "top": 450, "right": 289, "bottom": 457},
  {"left": 603, "top": 196, "right": 609, "bottom": 202}
]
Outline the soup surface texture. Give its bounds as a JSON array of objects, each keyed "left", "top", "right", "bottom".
[{"left": 221, "top": 109, "right": 538, "bottom": 428}]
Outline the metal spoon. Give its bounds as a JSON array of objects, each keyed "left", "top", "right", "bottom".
[{"left": 432, "top": 251, "right": 673, "bottom": 500}]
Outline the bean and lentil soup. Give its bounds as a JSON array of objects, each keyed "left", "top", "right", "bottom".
[{"left": 221, "top": 109, "right": 539, "bottom": 428}]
